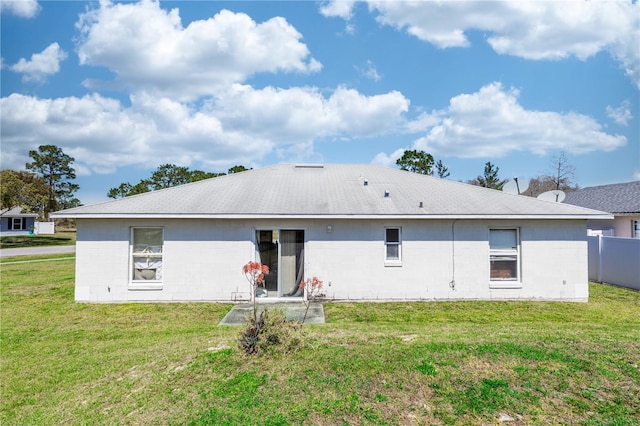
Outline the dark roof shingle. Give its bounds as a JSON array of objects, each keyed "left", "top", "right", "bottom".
[{"left": 563, "top": 181, "right": 640, "bottom": 214}]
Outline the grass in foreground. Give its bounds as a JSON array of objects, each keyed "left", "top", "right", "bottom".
[
  {"left": 1, "top": 258, "right": 639, "bottom": 425},
  {"left": 0, "top": 231, "right": 76, "bottom": 249}
]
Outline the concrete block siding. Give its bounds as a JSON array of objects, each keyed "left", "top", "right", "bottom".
[{"left": 75, "top": 218, "right": 588, "bottom": 303}]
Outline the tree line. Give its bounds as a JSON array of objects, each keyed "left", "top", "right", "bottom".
[
  {"left": 396, "top": 149, "right": 578, "bottom": 195},
  {"left": 107, "top": 164, "right": 251, "bottom": 198},
  {"left": 0, "top": 144, "right": 252, "bottom": 218},
  {"left": 1, "top": 145, "right": 578, "bottom": 220}
]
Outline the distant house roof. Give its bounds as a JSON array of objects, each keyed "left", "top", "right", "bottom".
[
  {"left": 0, "top": 207, "right": 38, "bottom": 218},
  {"left": 563, "top": 181, "right": 640, "bottom": 215},
  {"left": 52, "top": 164, "right": 611, "bottom": 220}
]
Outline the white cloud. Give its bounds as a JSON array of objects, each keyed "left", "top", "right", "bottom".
[
  {"left": 340, "top": 0, "right": 640, "bottom": 88},
  {"left": 344, "top": 23, "right": 355, "bottom": 35},
  {"left": 5, "top": 80, "right": 620, "bottom": 178},
  {"left": 327, "top": 87, "right": 409, "bottom": 136},
  {"left": 275, "top": 140, "right": 321, "bottom": 164},
  {"left": 75, "top": 1, "right": 321, "bottom": 101},
  {"left": 357, "top": 60, "right": 381, "bottom": 82},
  {"left": 319, "top": 1, "right": 357, "bottom": 35},
  {"left": 0, "top": 0, "right": 40, "bottom": 18},
  {"left": 371, "top": 148, "right": 406, "bottom": 168},
  {"left": 0, "top": 85, "right": 410, "bottom": 174},
  {"left": 404, "top": 111, "right": 442, "bottom": 133},
  {"left": 411, "top": 82, "right": 627, "bottom": 158},
  {"left": 10, "top": 43, "right": 67, "bottom": 83},
  {"left": 212, "top": 84, "right": 409, "bottom": 140},
  {"left": 319, "top": 0, "right": 356, "bottom": 19},
  {"left": 0, "top": 92, "right": 268, "bottom": 174},
  {"left": 606, "top": 101, "right": 633, "bottom": 126}
]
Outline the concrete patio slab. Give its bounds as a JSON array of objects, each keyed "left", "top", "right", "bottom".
[{"left": 219, "top": 302, "right": 325, "bottom": 325}]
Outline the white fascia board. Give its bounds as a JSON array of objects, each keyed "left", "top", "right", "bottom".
[{"left": 51, "top": 213, "right": 614, "bottom": 220}]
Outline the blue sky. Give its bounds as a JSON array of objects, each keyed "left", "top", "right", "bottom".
[{"left": 2, "top": 0, "right": 638, "bottom": 205}]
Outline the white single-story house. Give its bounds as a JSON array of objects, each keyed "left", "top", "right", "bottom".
[{"left": 51, "top": 164, "right": 611, "bottom": 303}]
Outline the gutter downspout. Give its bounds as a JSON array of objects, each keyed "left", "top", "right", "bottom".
[{"left": 450, "top": 219, "right": 458, "bottom": 290}]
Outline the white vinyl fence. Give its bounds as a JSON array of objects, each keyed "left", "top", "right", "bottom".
[
  {"left": 34, "top": 221, "right": 55, "bottom": 235},
  {"left": 588, "top": 235, "right": 640, "bottom": 291}
]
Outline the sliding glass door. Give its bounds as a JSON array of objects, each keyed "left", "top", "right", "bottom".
[{"left": 255, "top": 229, "right": 304, "bottom": 297}]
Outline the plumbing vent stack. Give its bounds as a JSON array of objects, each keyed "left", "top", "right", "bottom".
[{"left": 384, "top": 190, "right": 390, "bottom": 198}]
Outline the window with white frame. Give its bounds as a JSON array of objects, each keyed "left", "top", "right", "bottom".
[
  {"left": 131, "top": 227, "right": 163, "bottom": 284},
  {"left": 385, "top": 227, "right": 401, "bottom": 263},
  {"left": 489, "top": 228, "right": 520, "bottom": 282},
  {"left": 10, "top": 218, "right": 24, "bottom": 230}
]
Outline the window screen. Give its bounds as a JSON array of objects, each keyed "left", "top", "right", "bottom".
[
  {"left": 131, "top": 228, "right": 163, "bottom": 282},
  {"left": 385, "top": 228, "right": 401, "bottom": 262},
  {"left": 489, "top": 229, "right": 519, "bottom": 281}
]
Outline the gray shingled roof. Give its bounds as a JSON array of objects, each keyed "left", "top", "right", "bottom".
[
  {"left": 0, "top": 207, "right": 38, "bottom": 217},
  {"left": 563, "top": 181, "right": 640, "bottom": 214},
  {"left": 52, "top": 164, "right": 611, "bottom": 219}
]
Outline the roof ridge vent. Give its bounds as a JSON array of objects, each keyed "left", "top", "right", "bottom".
[{"left": 294, "top": 164, "right": 324, "bottom": 168}]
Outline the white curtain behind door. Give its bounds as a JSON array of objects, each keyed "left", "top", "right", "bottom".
[{"left": 280, "top": 231, "right": 297, "bottom": 295}]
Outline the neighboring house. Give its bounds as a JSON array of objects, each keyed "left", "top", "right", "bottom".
[
  {"left": 0, "top": 207, "right": 38, "bottom": 234},
  {"left": 51, "top": 164, "right": 611, "bottom": 303},
  {"left": 563, "top": 181, "right": 640, "bottom": 238}
]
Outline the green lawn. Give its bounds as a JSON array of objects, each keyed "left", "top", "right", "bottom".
[
  {"left": 0, "top": 231, "right": 76, "bottom": 249},
  {"left": 1, "top": 256, "right": 639, "bottom": 425}
]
